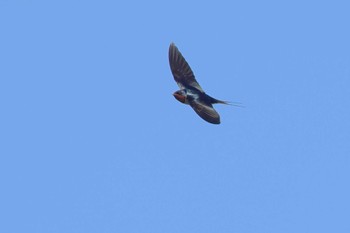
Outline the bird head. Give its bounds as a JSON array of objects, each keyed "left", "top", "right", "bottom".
[{"left": 173, "top": 90, "right": 187, "bottom": 104}]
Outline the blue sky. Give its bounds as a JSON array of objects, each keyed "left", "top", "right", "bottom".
[{"left": 1, "top": 0, "right": 349, "bottom": 232}]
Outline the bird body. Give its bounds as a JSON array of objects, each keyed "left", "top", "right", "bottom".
[{"left": 168, "top": 43, "right": 229, "bottom": 124}]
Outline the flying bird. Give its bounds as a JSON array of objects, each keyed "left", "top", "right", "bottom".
[{"left": 168, "top": 43, "right": 229, "bottom": 124}]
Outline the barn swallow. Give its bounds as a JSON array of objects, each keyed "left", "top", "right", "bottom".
[{"left": 169, "top": 43, "right": 229, "bottom": 124}]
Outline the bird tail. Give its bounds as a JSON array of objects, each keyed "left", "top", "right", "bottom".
[{"left": 211, "top": 97, "right": 244, "bottom": 108}]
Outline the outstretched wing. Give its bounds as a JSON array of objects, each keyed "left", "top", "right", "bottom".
[
  {"left": 188, "top": 99, "right": 221, "bottom": 124},
  {"left": 168, "top": 43, "right": 204, "bottom": 92}
]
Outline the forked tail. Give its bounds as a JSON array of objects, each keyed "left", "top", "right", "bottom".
[{"left": 211, "top": 97, "right": 244, "bottom": 107}]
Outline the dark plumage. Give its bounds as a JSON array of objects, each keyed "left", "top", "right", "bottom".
[{"left": 169, "top": 43, "right": 229, "bottom": 124}]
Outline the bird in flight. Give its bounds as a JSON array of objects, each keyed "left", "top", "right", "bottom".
[{"left": 168, "top": 43, "right": 230, "bottom": 124}]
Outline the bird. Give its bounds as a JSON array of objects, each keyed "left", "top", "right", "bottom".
[{"left": 168, "top": 43, "right": 230, "bottom": 124}]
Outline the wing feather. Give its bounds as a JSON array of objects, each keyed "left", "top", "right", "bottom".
[
  {"left": 169, "top": 43, "right": 204, "bottom": 92},
  {"left": 188, "top": 99, "right": 221, "bottom": 124}
]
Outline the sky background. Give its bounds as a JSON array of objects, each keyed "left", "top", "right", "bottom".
[{"left": 1, "top": 0, "right": 350, "bottom": 232}]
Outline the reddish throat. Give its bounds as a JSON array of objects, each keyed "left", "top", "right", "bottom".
[{"left": 173, "top": 93, "right": 186, "bottom": 103}]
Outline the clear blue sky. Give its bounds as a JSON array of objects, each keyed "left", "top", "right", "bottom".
[{"left": 1, "top": 1, "right": 349, "bottom": 232}]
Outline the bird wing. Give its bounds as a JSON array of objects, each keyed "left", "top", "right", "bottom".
[
  {"left": 188, "top": 99, "right": 221, "bottom": 124},
  {"left": 168, "top": 43, "right": 204, "bottom": 92}
]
